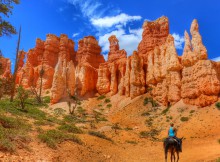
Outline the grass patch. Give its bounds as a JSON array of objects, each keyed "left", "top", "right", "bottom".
[
  {"left": 88, "top": 131, "right": 112, "bottom": 142},
  {"left": 43, "top": 96, "right": 50, "bottom": 104},
  {"left": 97, "top": 95, "right": 106, "bottom": 100},
  {"left": 38, "top": 129, "right": 83, "bottom": 149},
  {"left": 180, "top": 117, "right": 189, "bottom": 122},
  {"left": 0, "top": 115, "right": 31, "bottom": 152},
  {"left": 215, "top": 102, "right": 220, "bottom": 110},
  {"left": 58, "top": 124, "right": 83, "bottom": 134},
  {"left": 216, "top": 158, "right": 220, "bottom": 162},
  {"left": 140, "top": 129, "right": 160, "bottom": 139}
]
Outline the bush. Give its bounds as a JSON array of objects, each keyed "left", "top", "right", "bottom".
[
  {"left": 97, "top": 95, "right": 106, "bottom": 100},
  {"left": 161, "top": 106, "right": 171, "bottom": 115},
  {"left": 43, "top": 96, "right": 50, "bottom": 104},
  {"left": 104, "top": 98, "right": 111, "bottom": 103},
  {"left": 180, "top": 117, "right": 189, "bottom": 122},
  {"left": 54, "top": 108, "right": 66, "bottom": 116},
  {"left": 190, "top": 110, "right": 195, "bottom": 114},
  {"left": 38, "top": 129, "right": 83, "bottom": 149},
  {"left": 215, "top": 102, "right": 220, "bottom": 110},
  {"left": 106, "top": 104, "right": 112, "bottom": 108},
  {"left": 140, "top": 129, "right": 160, "bottom": 139},
  {"left": 88, "top": 131, "right": 112, "bottom": 142},
  {"left": 58, "top": 124, "right": 83, "bottom": 134}
]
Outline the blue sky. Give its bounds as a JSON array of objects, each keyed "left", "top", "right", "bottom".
[{"left": 1, "top": 0, "right": 220, "bottom": 64}]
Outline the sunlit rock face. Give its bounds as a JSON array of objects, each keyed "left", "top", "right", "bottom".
[
  {"left": 15, "top": 16, "right": 220, "bottom": 107},
  {"left": 0, "top": 56, "right": 11, "bottom": 79},
  {"left": 181, "top": 20, "right": 220, "bottom": 107}
]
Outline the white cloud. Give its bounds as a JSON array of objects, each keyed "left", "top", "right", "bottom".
[
  {"left": 212, "top": 56, "right": 220, "bottom": 62},
  {"left": 72, "top": 33, "right": 79, "bottom": 37},
  {"left": 98, "top": 26, "right": 143, "bottom": 56},
  {"left": 91, "top": 13, "right": 142, "bottom": 28},
  {"left": 67, "top": 0, "right": 102, "bottom": 18},
  {"left": 172, "top": 33, "right": 185, "bottom": 49}
]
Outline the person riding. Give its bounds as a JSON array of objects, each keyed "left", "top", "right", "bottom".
[{"left": 168, "top": 123, "right": 182, "bottom": 152}]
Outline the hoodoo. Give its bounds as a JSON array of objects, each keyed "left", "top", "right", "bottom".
[{"left": 3, "top": 16, "right": 218, "bottom": 107}]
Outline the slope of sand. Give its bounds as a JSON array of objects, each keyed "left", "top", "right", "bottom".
[{"left": 1, "top": 94, "right": 220, "bottom": 162}]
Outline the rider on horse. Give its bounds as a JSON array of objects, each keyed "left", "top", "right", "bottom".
[{"left": 168, "top": 123, "right": 182, "bottom": 152}]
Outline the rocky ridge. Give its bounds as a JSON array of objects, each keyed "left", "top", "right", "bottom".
[{"left": 1, "top": 16, "right": 219, "bottom": 107}]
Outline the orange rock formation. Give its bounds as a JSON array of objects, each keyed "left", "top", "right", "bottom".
[{"left": 15, "top": 16, "right": 220, "bottom": 107}]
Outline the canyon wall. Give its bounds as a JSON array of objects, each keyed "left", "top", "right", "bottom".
[{"left": 14, "top": 16, "right": 220, "bottom": 107}]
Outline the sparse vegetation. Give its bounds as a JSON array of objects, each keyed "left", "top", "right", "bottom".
[
  {"left": 161, "top": 105, "right": 171, "bottom": 115},
  {"left": 97, "top": 95, "right": 106, "bottom": 100},
  {"left": 143, "top": 97, "right": 159, "bottom": 107},
  {"left": 104, "top": 98, "right": 111, "bottom": 103},
  {"left": 215, "top": 102, "right": 220, "bottom": 110},
  {"left": 58, "top": 124, "right": 83, "bottom": 134},
  {"left": 38, "top": 129, "right": 83, "bottom": 149},
  {"left": 88, "top": 131, "right": 112, "bottom": 142},
  {"left": 54, "top": 108, "right": 66, "bottom": 116},
  {"left": 190, "top": 110, "right": 195, "bottom": 114},
  {"left": 140, "top": 129, "right": 160, "bottom": 140},
  {"left": 106, "top": 104, "right": 112, "bottom": 108},
  {"left": 124, "top": 127, "right": 133, "bottom": 131},
  {"left": 180, "top": 117, "right": 189, "bottom": 122},
  {"left": 141, "top": 112, "right": 150, "bottom": 116},
  {"left": 0, "top": 115, "right": 31, "bottom": 152},
  {"left": 126, "top": 140, "right": 138, "bottom": 145},
  {"left": 16, "top": 86, "right": 29, "bottom": 110}
]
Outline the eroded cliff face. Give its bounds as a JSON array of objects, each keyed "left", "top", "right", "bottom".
[
  {"left": 181, "top": 20, "right": 220, "bottom": 107},
  {"left": 0, "top": 56, "right": 11, "bottom": 79},
  {"left": 15, "top": 16, "right": 220, "bottom": 107}
]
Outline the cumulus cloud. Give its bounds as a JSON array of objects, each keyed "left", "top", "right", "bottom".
[
  {"left": 91, "top": 13, "right": 142, "bottom": 28},
  {"left": 98, "top": 26, "right": 143, "bottom": 56},
  {"left": 212, "top": 56, "right": 220, "bottom": 62},
  {"left": 172, "top": 33, "right": 185, "bottom": 49}
]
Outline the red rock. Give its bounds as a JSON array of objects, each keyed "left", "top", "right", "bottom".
[{"left": 0, "top": 56, "right": 11, "bottom": 79}]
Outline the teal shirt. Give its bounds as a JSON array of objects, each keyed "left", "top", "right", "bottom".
[{"left": 169, "top": 127, "right": 175, "bottom": 137}]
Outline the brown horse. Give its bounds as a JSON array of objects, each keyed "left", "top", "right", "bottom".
[{"left": 164, "top": 137, "right": 183, "bottom": 162}]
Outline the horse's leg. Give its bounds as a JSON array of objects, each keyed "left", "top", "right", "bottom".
[
  {"left": 176, "top": 151, "right": 179, "bottom": 162},
  {"left": 171, "top": 149, "right": 173, "bottom": 162},
  {"left": 173, "top": 152, "right": 175, "bottom": 162}
]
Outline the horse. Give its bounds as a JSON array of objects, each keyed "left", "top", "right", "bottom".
[{"left": 164, "top": 137, "right": 183, "bottom": 162}]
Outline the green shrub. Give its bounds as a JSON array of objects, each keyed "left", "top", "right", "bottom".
[
  {"left": 215, "top": 102, "right": 220, "bottom": 110},
  {"left": 43, "top": 96, "right": 50, "bottom": 104},
  {"left": 104, "top": 98, "right": 111, "bottom": 103},
  {"left": 161, "top": 106, "right": 171, "bottom": 115},
  {"left": 58, "top": 124, "right": 83, "bottom": 134},
  {"left": 54, "top": 108, "right": 66, "bottom": 116},
  {"left": 190, "top": 110, "right": 195, "bottom": 114},
  {"left": 180, "top": 117, "right": 189, "bottom": 122},
  {"left": 88, "top": 131, "right": 112, "bottom": 141},
  {"left": 38, "top": 129, "right": 83, "bottom": 149},
  {"left": 143, "top": 97, "right": 149, "bottom": 106},
  {"left": 216, "top": 158, "right": 220, "bottom": 162},
  {"left": 97, "top": 95, "right": 106, "bottom": 100},
  {"left": 106, "top": 104, "right": 112, "bottom": 108}
]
